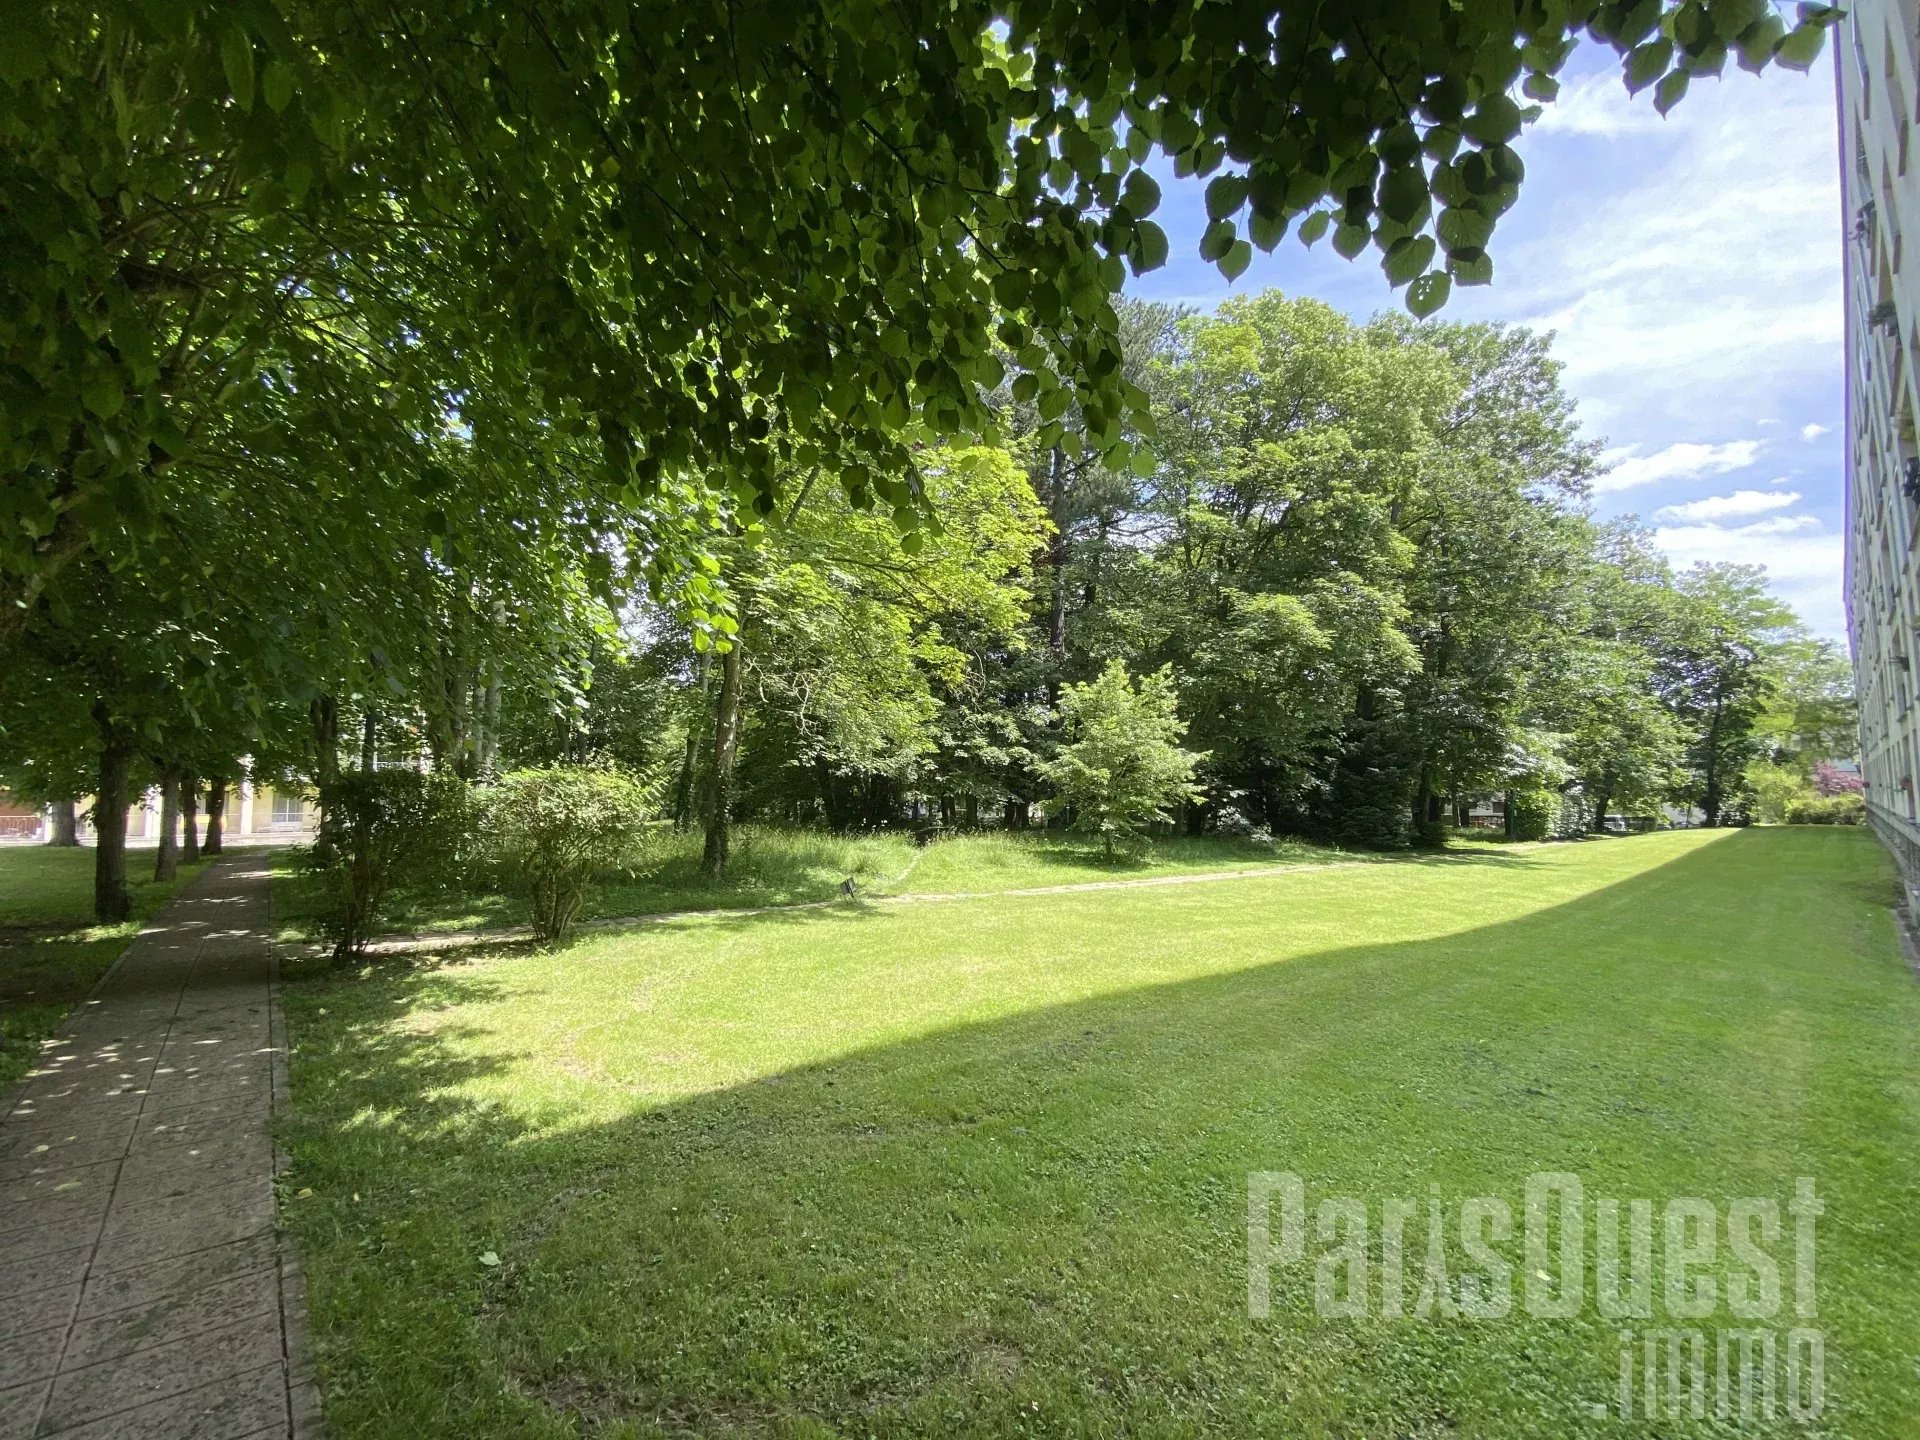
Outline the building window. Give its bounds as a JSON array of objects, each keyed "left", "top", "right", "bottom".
[{"left": 271, "top": 793, "right": 305, "bottom": 826}]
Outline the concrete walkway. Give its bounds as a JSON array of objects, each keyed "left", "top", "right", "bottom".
[{"left": 0, "top": 855, "right": 322, "bottom": 1439}]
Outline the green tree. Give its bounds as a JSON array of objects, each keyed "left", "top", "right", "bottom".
[
  {"left": 694, "top": 446, "right": 1046, "bottom": 873},
  {"left": 1039, "top": 662, "right": 1204, "bottom": 857},
  {"left": 3, "top": 1, "right": 1835, "bottom": 674},
  {"left": 1658, "top": 564, "right": 1797, "bottom": 826}
]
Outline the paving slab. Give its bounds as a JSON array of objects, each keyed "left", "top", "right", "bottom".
[{"left": 0, "top": 855, "right": 324, "bottom": 1438}]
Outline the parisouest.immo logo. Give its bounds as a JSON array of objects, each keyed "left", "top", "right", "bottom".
[{"left": 1247, "top": 1172, "right": 1827, "bottom": 1424}]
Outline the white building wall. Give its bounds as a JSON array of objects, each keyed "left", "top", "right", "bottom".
[{"left": 1840, "top": 0, "right": 1920, "bottom": 900}]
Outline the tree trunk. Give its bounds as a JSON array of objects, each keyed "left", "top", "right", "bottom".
[
  {"left": 311, "top": 695, "right": 340, "bottom": 788},
  {"left": 311, "top": 694, "right": 340, "bottom": 856},
  {"left": 1503, "top": 788, "right": 1516, "bottom": 841},
  {"left": 701, "top": 628, "right": 747, "bottom": 878},
  {"left": 1045, "top": 446, "right": 1069, "bottom": 707},
  {"left": 479, "top": 666, "right": 502, "bottom": 776},
  {"left": 1701, "top": 700, "right": 1725, "bottom": 827},
  {"left": 1412, "top": 757, "right": 1443, "bottom": 846},
  {"left": 203, "top": 777, "right": 227, "bottom": 855},
  {"left": 153, "top": 766, "right": 181, "bottom": 883},
  {"left": 94, "top": 709, "right": 134, "bottom": 922},
  {"left": 46, "top": 799, "right": 79, "bottom": 846},
  {"left": 180, "top": 776, "right": 201, "bottom": 863},
  {"left": 361, "top": 710, "right": 377, "bottom": 772},
  {"left": 673, "top": 652, "right": 711, "bottom": 831}
]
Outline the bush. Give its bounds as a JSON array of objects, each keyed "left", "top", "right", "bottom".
[
  {"left": 1507, "top": 787, "right": 1556, "bottom": 842},
  {"left": 1784, "top": 792, "right": 1865, "bottom": 826},
  {"left": 1551, "top": 790, "right": 1594, "bottom": 840},
  {"left": 487, "top": 767, "right": 654, "bottom": 942},
  {"left": 1746, "top": 761, "right": 1814, "bottom": 825},
  {"left": 1037, "top": 662, "right": 1204, "bottom": 858},
  {"left": 318, "top": 770, "right": 474, "bottom": 962}
]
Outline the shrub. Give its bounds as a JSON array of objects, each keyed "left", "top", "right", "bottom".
[
  {"left": 487, "top": 767, "right": 654, "bottom": 941},
  {"left": 1746, "top": 761, "right": 1814, "bottom": 826},
  {"left": 1811, "top": 760, "right": 1864, "bottom": 797},
  {"left": 318, "top": 770, "right": 474, "bottom": 962},
  {"left": 1507, "top": 787, "right": 1556, "bottom": 842},
  {"left": 1784, "top": 792, "right": 1865, "bottom": 826},
  {"left": 1551, "top": 790, "right": 1595, "bottom": 840},
  {"left": 1037, "top": 662, "right": 1204, "bottom": 858}
]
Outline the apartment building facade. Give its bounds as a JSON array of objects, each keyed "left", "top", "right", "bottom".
[{"left": 1840, "top": 0, "right": 1920, "bottom": 900}]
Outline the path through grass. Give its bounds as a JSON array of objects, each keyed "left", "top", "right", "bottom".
[{"left": 280, "top": 828, "right": 1920, "bottom": 1437}]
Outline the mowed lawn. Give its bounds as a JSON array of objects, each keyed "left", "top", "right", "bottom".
[
  {"left": 279, "top": 828, "right": 1920, "bottom": 1438},
  {"left": 0, "top": 846, "right": 209, "bottom": 1091}
]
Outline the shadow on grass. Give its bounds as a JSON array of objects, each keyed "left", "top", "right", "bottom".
[
  {"left": 279, "top": 828, "right": 1918, "bottom": 1439},
  {"left": 0, "top": 851, "right": 216, "bottom": 1091}
]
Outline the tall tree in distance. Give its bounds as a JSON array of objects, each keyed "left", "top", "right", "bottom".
[{"left": 1659, "top": 565, "right": 1797, "bottom": 826}]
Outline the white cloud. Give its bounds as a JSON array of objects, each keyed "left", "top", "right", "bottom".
[
  {"left": 1533, "top": 71, "right": 1669, "bottom": 138},
  {"left": 1460, "top": 63, "right": 1842, "bottom": 437},
  {"left": 1652, "top": 518, "right": 1846, "bottom": 638},
  {"left": 1654, "top": 489, "right": 1802, "bottom": 521},
  {"left": 1596, "top": 439, "right": 1764, "bottom": 493},
  {"left": 1801, "top": 422, "right": 1831, "bottom": 441}
]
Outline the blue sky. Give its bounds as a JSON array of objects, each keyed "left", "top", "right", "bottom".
[{"left": 1127, "top": 48, "right": 1846, "bottom": 638}]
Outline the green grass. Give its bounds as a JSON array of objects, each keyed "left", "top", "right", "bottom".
[
  {"left": 280, "top": 828, "right": 1920, "bottom": 1437},
  {"left": 0, "top": 845, "right": 211, "bottom": 1092},
  {"left": 269, "top": 825, "right": 1369, "bottom": 941}
]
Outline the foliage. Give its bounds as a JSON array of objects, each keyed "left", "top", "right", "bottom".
[
  {"left": 1747, "top": 760, "right": 1814, "bottom": 825},
  {"left": 2, "top": 2, "right": 1840, "bottom": 679},
  {"left": 1813, "top": 760, "right": 1865, "bottom": 796},
  {"left": 1657, "top": 564, "right": 1799, "bottom": 826},
  {"left": 1785, "top": 791, "right": 1866, "bottom": 826},
  {"left": 1507, "top": 786, "right": 1556, "bottom": 842},
  {"left": 317, "top": 771, "right": 473, "bottom": 963},
  {"left": 1039, "top": 662, "right": 1204, "bottom": 856},
  {"left": 1551, "top": 789, "right": 1596, "bottom": 840},
  {"left": 485, "top": 768, "right": 656, "bottom": 943}
]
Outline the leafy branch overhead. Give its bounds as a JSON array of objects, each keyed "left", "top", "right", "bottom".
[{"left": 0, "top": 1, "right": 1838, "bottom": 659}]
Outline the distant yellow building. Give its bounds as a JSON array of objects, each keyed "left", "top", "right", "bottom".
[{"left": 0, "top": 778, "right": 318, "bottom": 843}]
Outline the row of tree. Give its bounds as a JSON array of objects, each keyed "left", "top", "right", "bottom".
[
  {"left": 549, "top": 294, "right": 1851, "bottom": 855},
  {"left": 10, "top": 290, "right": 1852, "bottom": 924}
]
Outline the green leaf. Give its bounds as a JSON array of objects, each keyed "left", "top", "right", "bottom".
[
  {"left": 1198, "top": 218, "right": 1235, "bottom": 262},
  {"left": 1773, "top": 23, "right": 1827, "bottom": 72},
  {"left": 1247, "top": 209, "right": 1287, "bottom": 252},
  {"left": 1736, "top": 16, "right": 1788, "bottom": 72},
  {"left": 1131, "top": 220, "right": 1169, "bottom": 274},
  {"left": 1122, "top": 168, "right": 1161, "bottom": 219},
  {"left": 262, "top": 60, "right": 295, "bottom": 114},
  {"left": 1331, "top": 223, "right": 1369, "bottom": 260},
  {"left": 1406, "top": 271, "right": 1452, "bottom": 318},
  {"left": 1298, "top": 211, "right": 1331, "bottom": 247},
  {"left": 1625, "top": 38, "right": 1674, "bottom": 93},
  {"left": 1436, "top": 205, "right": 1493, "bottom": 253},
  {"left": 82, "top": 371, "right": 124, "bottom": 419},
  {"left": 1383, "top": 235, "right": 1436, "bottom": 286},
  {"left": 1379, "top": 166, "right": 1428, "bottom": 225},
  {"left": 1205, "top": 174, "right": 1248, "bottom": 222},
  {"left": 1450, "top": 250, "right": 1494, "bottom": 286},
  {"left": 1462, "top": 93, "right": 1521, "bottom": 146},
  {"left": 1654, "top": 69, "right": 1690, "bottom": 116},
  {"left": 221, "top": 25, "right": 256, "bottom": 112},
  {"left": 1219, "top": 239, "right": 1252, "bottom": 281},
  {"left": 1522, "top": 73, "right": 1560, "bottom": 102}
]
